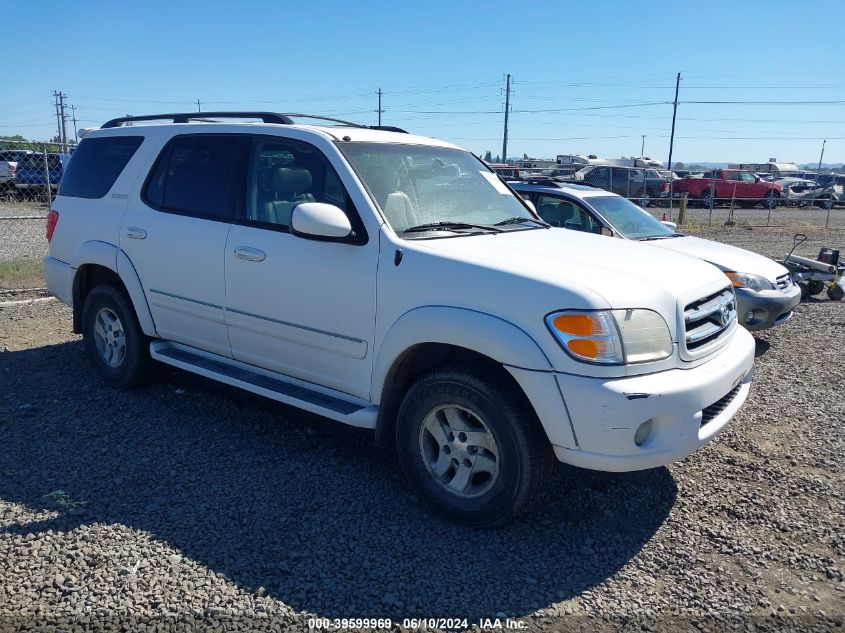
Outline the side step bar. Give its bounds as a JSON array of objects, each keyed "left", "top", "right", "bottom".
[{"left": 150, "top": 341, "right": 377, "bottom": 429}]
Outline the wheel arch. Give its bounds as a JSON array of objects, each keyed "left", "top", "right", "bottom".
[
  {"left": 371, "top": 306, "right": 556, "bottom": 446},
  {"left": 70, "top": 242, "right": 156, "bottom": 336}
]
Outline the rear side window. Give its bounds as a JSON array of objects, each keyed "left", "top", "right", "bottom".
[
  {"left": 144, "top": 135, "right": 247, "bottom": 220},
  {"left": 58, "top": 136, "right": 143, "bottom": 199}
]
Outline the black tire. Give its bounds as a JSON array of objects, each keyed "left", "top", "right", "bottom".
[
  {"left": 762, "top": 191, "right": 778, "bottom": 210},
  {"left": 808, "top": 280, "right": 825, "bottom": 296},
  {"left": 395, "top": 364, "right": 553, "bottom": 527},
  {"left": 799, "top": 283, "right": 810, "bottom": 302},
  {"left": 81, "top": 284, "right": 150, "bottom": 388},
  {"left": 699, "top": 188, "right": 715, "bottom": 209},
  {"left": 827, "top": 284, "right": 845, "bottom": 301}
]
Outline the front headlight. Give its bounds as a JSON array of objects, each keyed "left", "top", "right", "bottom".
[
  {"left": 725, "top": 271, "right": 774, "bottom": 291},
  {"left": 545, "top": 309, "right": 673, "bottom": 365}
]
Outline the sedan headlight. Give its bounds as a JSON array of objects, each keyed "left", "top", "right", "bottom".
[
  {"left": 545, "top": 309, "right": 673, "bottom": 365},
  {"left": 725, "top": 271, "right": 774, "bottom": 292}
]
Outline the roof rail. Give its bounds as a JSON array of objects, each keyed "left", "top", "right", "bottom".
[
  {"left": 278, "top": 114, "right": 407, "bottom": 133},
  {"left": 101, "top": 112, "right": 294, "bottom": 128},
  {"left": 101, "top": 111, "right": 408, "bottom": 133}
]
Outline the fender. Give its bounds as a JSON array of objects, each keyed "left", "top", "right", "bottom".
[
  {"left": 115, "top": 250, "right": 157, "bottom": 336},
  {"left": 70, "top": 240, "right": 157, "bottom": 337},
  {"left": 371, "top": 305, "right": 553, "bottom": 405},
  {"left": 71, "top": 240, "right": 117, "bottom": 271}
]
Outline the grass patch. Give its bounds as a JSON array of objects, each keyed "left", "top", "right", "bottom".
[{"left": 0, "top": 258, "right": 44, "bottom": 290}]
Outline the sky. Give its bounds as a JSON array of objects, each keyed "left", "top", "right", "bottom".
[{"left": 3, "top": 0, "right": 845, "bottom": 165}]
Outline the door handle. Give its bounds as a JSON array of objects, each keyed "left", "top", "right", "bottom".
[
  {"left": 126, "top": 227, "right": 147, "bottom": 240},
  {"left": 234, "top": 246, "right": 266, "bottom": 262}
]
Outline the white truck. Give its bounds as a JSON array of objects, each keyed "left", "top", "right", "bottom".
[{"left": 43, "top": 112, "right": 755, "bottom": 526}]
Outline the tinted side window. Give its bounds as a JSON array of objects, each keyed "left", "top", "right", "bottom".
[
  {"left": 58, "top": 136, "right": 143, "bottom": 199},
  {"left": 144, "top": 135, "right": 246, "bottom": 220}
]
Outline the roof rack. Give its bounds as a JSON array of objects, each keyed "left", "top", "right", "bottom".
[
  {"left": 101, "top": 112, "right": 294, "bottom": 128},
  {"left": 101, "top": 111, "right": 408, "bottom": 133}
]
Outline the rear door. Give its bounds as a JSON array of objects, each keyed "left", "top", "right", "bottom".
[{"left": 120, "top": 133, "right": 248, "bottom": 358}]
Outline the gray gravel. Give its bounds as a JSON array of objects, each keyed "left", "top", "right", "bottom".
[{"left": 0, "top": 228, "right": 844, "bottom": 631}]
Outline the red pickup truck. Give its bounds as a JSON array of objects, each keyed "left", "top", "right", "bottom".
[{"left": 674, "top": 169, "right": 782, "bottom": 209}]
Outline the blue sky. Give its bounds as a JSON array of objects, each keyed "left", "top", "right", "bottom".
[{"left": 3, "top": 0, "right": 845, "bottom": 164}]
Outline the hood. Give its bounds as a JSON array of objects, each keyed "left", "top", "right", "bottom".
[
  {"left": 648, "top": 235, "right": 788, "bottom": 282},
  {"left": 414, "top": 227, "right": 730, "bottom": 311}
]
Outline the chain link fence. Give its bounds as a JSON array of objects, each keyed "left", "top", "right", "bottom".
[{"left": 0, "top": 140, "right": 65, "bottom": 293}]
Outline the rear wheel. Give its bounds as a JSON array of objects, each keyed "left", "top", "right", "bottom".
[
  {"left": 396, "top": 365, "right": 552, "bottom": 527},
  {"left": 81, "top": 284, "right": 150, "bottom": 388}
]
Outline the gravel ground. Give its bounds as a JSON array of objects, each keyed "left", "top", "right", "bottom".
[{"left": 0, "top": 229, "right": 843, "bottom": 632}]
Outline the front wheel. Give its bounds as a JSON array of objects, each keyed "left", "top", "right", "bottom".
[
  {"left": 828, "top": 284, "right": 845, "bottom": 301},
  {"left": 396, "top": 365, "right": 552, "bottom": 527},
  {"left": 81, "top": 284, "right": 150, "bottom": 388},
  {"left": 699, "top": 189, "right": 715, "bottom": 209},
  {"left": 763, "top": 191, "right": 779, "bottom": 210}
]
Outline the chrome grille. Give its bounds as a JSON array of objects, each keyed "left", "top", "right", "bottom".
[
  {"left": 683, "top": 287, "right": 736, "bottom": 355},
  {"left": 776, "top": 273, "right": 792, "bottom": 293}
]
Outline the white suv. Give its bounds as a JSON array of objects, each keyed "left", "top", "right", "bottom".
[{"left": 44, "top": 113, "right": 755, "bottom": 526}]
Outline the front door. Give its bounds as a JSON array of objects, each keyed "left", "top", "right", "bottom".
[
  {"left": 223, "top": 135, "right": 378, "bottom": 399},
  {"left": 120, "top": 133, "right": 248, "bottom": 358}
]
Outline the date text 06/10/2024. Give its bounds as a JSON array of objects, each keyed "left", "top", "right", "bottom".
[{"left": 307, "top": 617, "right": 527, "bottom": 630}]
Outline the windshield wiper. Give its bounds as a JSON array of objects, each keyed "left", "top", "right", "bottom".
[
  {"left": 403, "top": 221, "right": 502, "bottom": 234},
  {"left": 493, "top": 216, "right": 550, "bottom": 227},
  {"left": 638, "top": 233, "right": 684, "bottom": 241}
]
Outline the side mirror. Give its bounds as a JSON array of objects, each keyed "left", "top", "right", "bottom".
[
  {"left": 524, "top": 200, "right": 537, "bottom": 214},
  {"left": 661, "top": 220, "right": 678, "bottom": 231},
  {"left": 600, "top": 226, "right": 614, "bottom": 237},
  {"left": 291, "top": 202, "right": 352, "bottom": 239}
]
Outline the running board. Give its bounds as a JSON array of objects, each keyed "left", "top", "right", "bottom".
[{"left": 149, "top": 341, "right": 377, "bottom": 429}]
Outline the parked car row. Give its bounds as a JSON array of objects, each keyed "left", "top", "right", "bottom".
[
  {"left": 0, "top": 149, "right": 69, "bottom": 196},
  {"left": 43, "top": 112, "right": 820, "bottom": 526}
]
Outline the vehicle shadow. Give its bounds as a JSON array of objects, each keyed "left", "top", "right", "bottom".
[
  {"left": 0, "top": 341, "right": 677, "bottom": 618},
  {"left": 753, "top": 337, "right": 771, "bottom": 358}
]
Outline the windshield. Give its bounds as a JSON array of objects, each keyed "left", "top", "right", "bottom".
[
  {"left": 587, "top": 196, "right": 675, "bottom": 240},
  {"left": 340, "top": 143, "right": 533, "bottom": 234}
]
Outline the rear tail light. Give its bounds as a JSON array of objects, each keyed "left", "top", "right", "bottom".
[
  {"left": 8, "top": 164, "right": 15, "bottom": 175},
  {"left": 46, "top": 210, "right": 59, "bottom": 241},
  {"left": 662, "top": 181, "right": 669, "bottom": 192}
]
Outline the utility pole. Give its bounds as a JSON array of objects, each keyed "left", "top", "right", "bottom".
[
  {"left": 502, "top": 73, "right": 512, "bottom": 165},
  {"left": 70, "top": 105, "right": 79, "bottom": 144},
  {"left": 58, "top": 92, "right": 68, "bottom": 152},
  {"left": 816, "top": 139, "right": 826, "bottom": 176},
  {"left": 196, "top": 99, "right": 202, "bottom": 112},
  {"left": 666, "top": 72, "right": 681, "bottom": 218},
  {"left": 375, "top": 88, "right": 384, "bottom": 126},
  {"left": 52, "top": 91, "right": 63, "bottom": 146},
  {"left": 641, "top": 135, "right": 646, "bottom": 157}
]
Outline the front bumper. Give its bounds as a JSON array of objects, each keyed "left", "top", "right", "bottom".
[
  {"left": 552, "top": 327, "right": 756, "bottom": 472},
  {"left": 735, "top": 284, "right": 801, "bottom": 331}
]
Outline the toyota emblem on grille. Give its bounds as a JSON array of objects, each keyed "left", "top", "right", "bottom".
[{"left": 719, "top": 304, "right": 730, "bottom": 326}]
